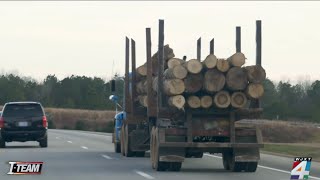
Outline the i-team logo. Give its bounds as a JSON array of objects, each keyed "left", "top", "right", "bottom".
[
  {"left": 290, "top": 157, "right": 312, "bottom": 180},
  {"left": 7, "top": 162, "right": 43, "bottom": 175}
]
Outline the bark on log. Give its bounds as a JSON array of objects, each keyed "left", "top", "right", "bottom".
[
  {"left": 227, "top": 52, "right": 246, "bottom": 67},
  {"left": 167, "top": 58, "right": 184, "bottom": 68},
  {"left": 187, "top": 96, "right": 201, "bottom": 109},
  {"left": 231, "top": 92, "right": 247, "bottom": 108},
  {"left": 213, "top": 91, "right": 231, "bottom": 108},
  {"left": 138, "top": 95, "right": 148, "bottom": 107},
  {"left": 136, "top": 79, "right": 147, "bottom": 94},
  {"left": 245, "top": 65, "right": 266, "bottom": 83},
  {"left": 246, "top": 83, "right": 264, "bottom": 99},
  {"left": 152, "top": 44, "right": 175, "bottom": 62},
  {"left": 168, "top": 95, "right": 185, "bottom": 109},
  {"left": 226, "top": 67, "right": 248, "bottom": 91},
  {"left": 163, "top": 79, "right": 185, "bottom": 95},
  {"left": 183, "top": 59, "right": 203, "bottom": 74},
  {"left": 151, "top": 45, "right": 175, "bottom": 76},
  {"left": 203, "top": 69, "right": 226, "bottom": 93},
  {"left": 200, "top": 95, "right": 213, "bottom": 108},
  {"left": 216, "top": 59, "right": 230, "bottom": 72},
  {"left": 184, "top": 74, "right": 203, "bottom": 93},
  {"left": 203, "top": 54, "right": 217, "bottom": 69},
  {"left": 164, "top": 65, "right": 188, "bottom": 79}
]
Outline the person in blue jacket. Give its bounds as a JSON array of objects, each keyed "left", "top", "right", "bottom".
[{"left": 113, "top": 111, "right": 126, "bottom": 153}]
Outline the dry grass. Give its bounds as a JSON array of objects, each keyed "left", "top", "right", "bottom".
[
  {"left": 239, "top": 119, "right": 320, "bottom": 143},
  {"left": 45, "top": 108, "right": 116, "bottom": 131}
]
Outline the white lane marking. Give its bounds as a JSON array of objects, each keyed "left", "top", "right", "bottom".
[
  {"left": 134, "top": 170, "right": 154, "bottom": 179},
  {"left": 81, "top": 146, "right": 88, "bottom": 150},
  {"left": 204, "top": 154, "right": 222, "bottom": 159},
  {"left": 204, "top": 154, "right": 320, "bottom": 180},
  {"left": 67, "top": 141, "right": 73, "bottom": 144},
  {"left": 102, "top": 154, "right": 112, "bottom": 160}
]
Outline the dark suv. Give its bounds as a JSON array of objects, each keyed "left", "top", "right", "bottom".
[{"left": 0, "top": 102, "right": 48, "bottom": 148}]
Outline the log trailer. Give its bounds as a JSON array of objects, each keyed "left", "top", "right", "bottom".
[{"left": 112, "top": 19, "right": 264, "bottom": 172}]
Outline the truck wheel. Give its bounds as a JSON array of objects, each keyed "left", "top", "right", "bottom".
[
  {"left": 168, "top": 162, "right": 182, "bottom": 171},
  {"left": 222, "top": 152, "right": 231, "bottom": 170},
  {"left": 245, "top": 162, "right": 258, "bottom": 172},
  {"left": 124, "top": 125, "right": 134, "bottom": 157},
  {"left": 39, "top": 136, "right": 48, "bottom": 148},
  {"left": 223, "top": 150, "right": 246, "bottom": 172},
  {"left": 0, "top": 139, "right": 5, "bottom": 148},
  {"left": 152, "top": 127, "right": 169, "bottom": 171}
]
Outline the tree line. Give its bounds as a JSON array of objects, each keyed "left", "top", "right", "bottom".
[{"left": 0, "top": 73, "right": 319, "bottom": 122}]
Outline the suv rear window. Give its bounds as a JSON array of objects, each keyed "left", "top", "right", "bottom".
[{"left": 3, "top": 104, "right": 44, "bottom": 117}]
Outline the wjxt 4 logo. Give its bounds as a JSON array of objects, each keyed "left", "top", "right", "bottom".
[
  {"left": 7, "top": 162, "right": 43, "bottom": 175},
  {"left": 291, "top": 157, "right": 312, "bottom": 180}
]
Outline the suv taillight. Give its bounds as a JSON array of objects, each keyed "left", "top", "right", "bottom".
[
  {"left": 42, "top": 116, "right": 48, "bottom": 128},
  {"left": 0, "top": 117, "right": 4, "bottom": 128}
]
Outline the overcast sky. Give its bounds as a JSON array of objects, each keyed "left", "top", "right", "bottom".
[{"left": 0, "top": 1, "right": 319, "bottom": 83}]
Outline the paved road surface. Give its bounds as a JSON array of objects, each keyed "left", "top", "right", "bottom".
[{"left": 0, "top": 129, "right": 319, "bottom": 180}]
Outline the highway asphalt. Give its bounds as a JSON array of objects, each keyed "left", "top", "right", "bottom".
[{"left": 0, "top": 129, "right": 319, "bottom": 180}]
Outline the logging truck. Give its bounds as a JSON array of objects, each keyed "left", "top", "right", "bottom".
[{"left": 112, "top": 19, "right": 265, "bottom": 172}]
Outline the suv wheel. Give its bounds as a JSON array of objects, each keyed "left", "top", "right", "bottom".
[
  {"left": 0, "top": 139, "right": 5, "bottom": 148},
  {"left": 39, "top": 136, "right": 48, "bottom": 148}
]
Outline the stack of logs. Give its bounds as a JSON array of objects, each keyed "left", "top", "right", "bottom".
[{"left": 136, "top": 45, "right": 266, "bottom": 110}]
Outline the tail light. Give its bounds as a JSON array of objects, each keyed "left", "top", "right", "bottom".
[
  {"left": 0, "top": 117, "right": 4, "bottom": 128},
  {"left": 42, "top": 116, "right": 48, "bottom": 128}
]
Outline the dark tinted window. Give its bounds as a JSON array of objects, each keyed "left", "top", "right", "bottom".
[{"left": 3, "top": 104, "right": 44, "bottom": 117}]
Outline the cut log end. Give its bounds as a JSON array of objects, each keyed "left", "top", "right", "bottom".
[
  {"left": 203, "top": 54, "right": 218, "bottom": 69},
  {"left": 164, "top": 65, "right": 187, "bottom": 79},
  {"left": 246, "top": 83, "right": 264, "bottom": 99},
  {"left": 163, "top": 79, "right": 186, "bottom": 95},
  {"left": 138, "top": 95, "right": 148, "bottom": 107},
  {"left": 200, "top": 95, "right": 213, "bottom": 108},
  {"left": 187, "top": 96, "right": 201, "bottom": 109},
  {"left": 231, "top": 92, "right": 247, "bottom": 108},
  {"left": 184, "top": 74, "right": 203, "bottom": 93},
  {"left": 168, "top": 95, "right": 186, "bottom": 109},
  {"left": 204, "top": 69, "right": 226, "bottom": 93},
  {"left": 245, "top": 65, "right": 266, "bottom": 83},
  {"left": 184, "top": 59, "right": 203, "bottom": 74},
  {"left": 167, "top": 58, "right": 184, "bottom": 69},
  {"left": 228, "top": 52, "right": 246, "bottom": 67},
  {"left": 216, "top": 59, "right": 230, "bottom": 72},
  {"left": 226, "top": 67, "right": 248, "bottom": 91},
  {"left": 214, "top": 91, "right": 231, "bottom": 108},
  {"left": 136, "top": 64, "right": 147, "bottom": 76}
]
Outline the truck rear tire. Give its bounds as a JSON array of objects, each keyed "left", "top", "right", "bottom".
[
  {"left": 222, "top": 152, "right": 231, "bottom": 170},
  {"left": 245, "top": 162, "right": 258, "bottom": 172},
  {"left": 0, "top": 139, "right": 5, "bottom": 148},
  {"left": 168, "top": 162, "right": 182, "bottom": 171},
  {"left": 223, "top": 150, "right": 246, "bottom": 172},
  {"left": 151, "top": 127, "right": 169, "bottom": 171}
]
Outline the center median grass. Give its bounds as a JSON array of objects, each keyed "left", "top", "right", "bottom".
[{"left": 262, "top": 144, "right": 320, "bottom": 162}]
